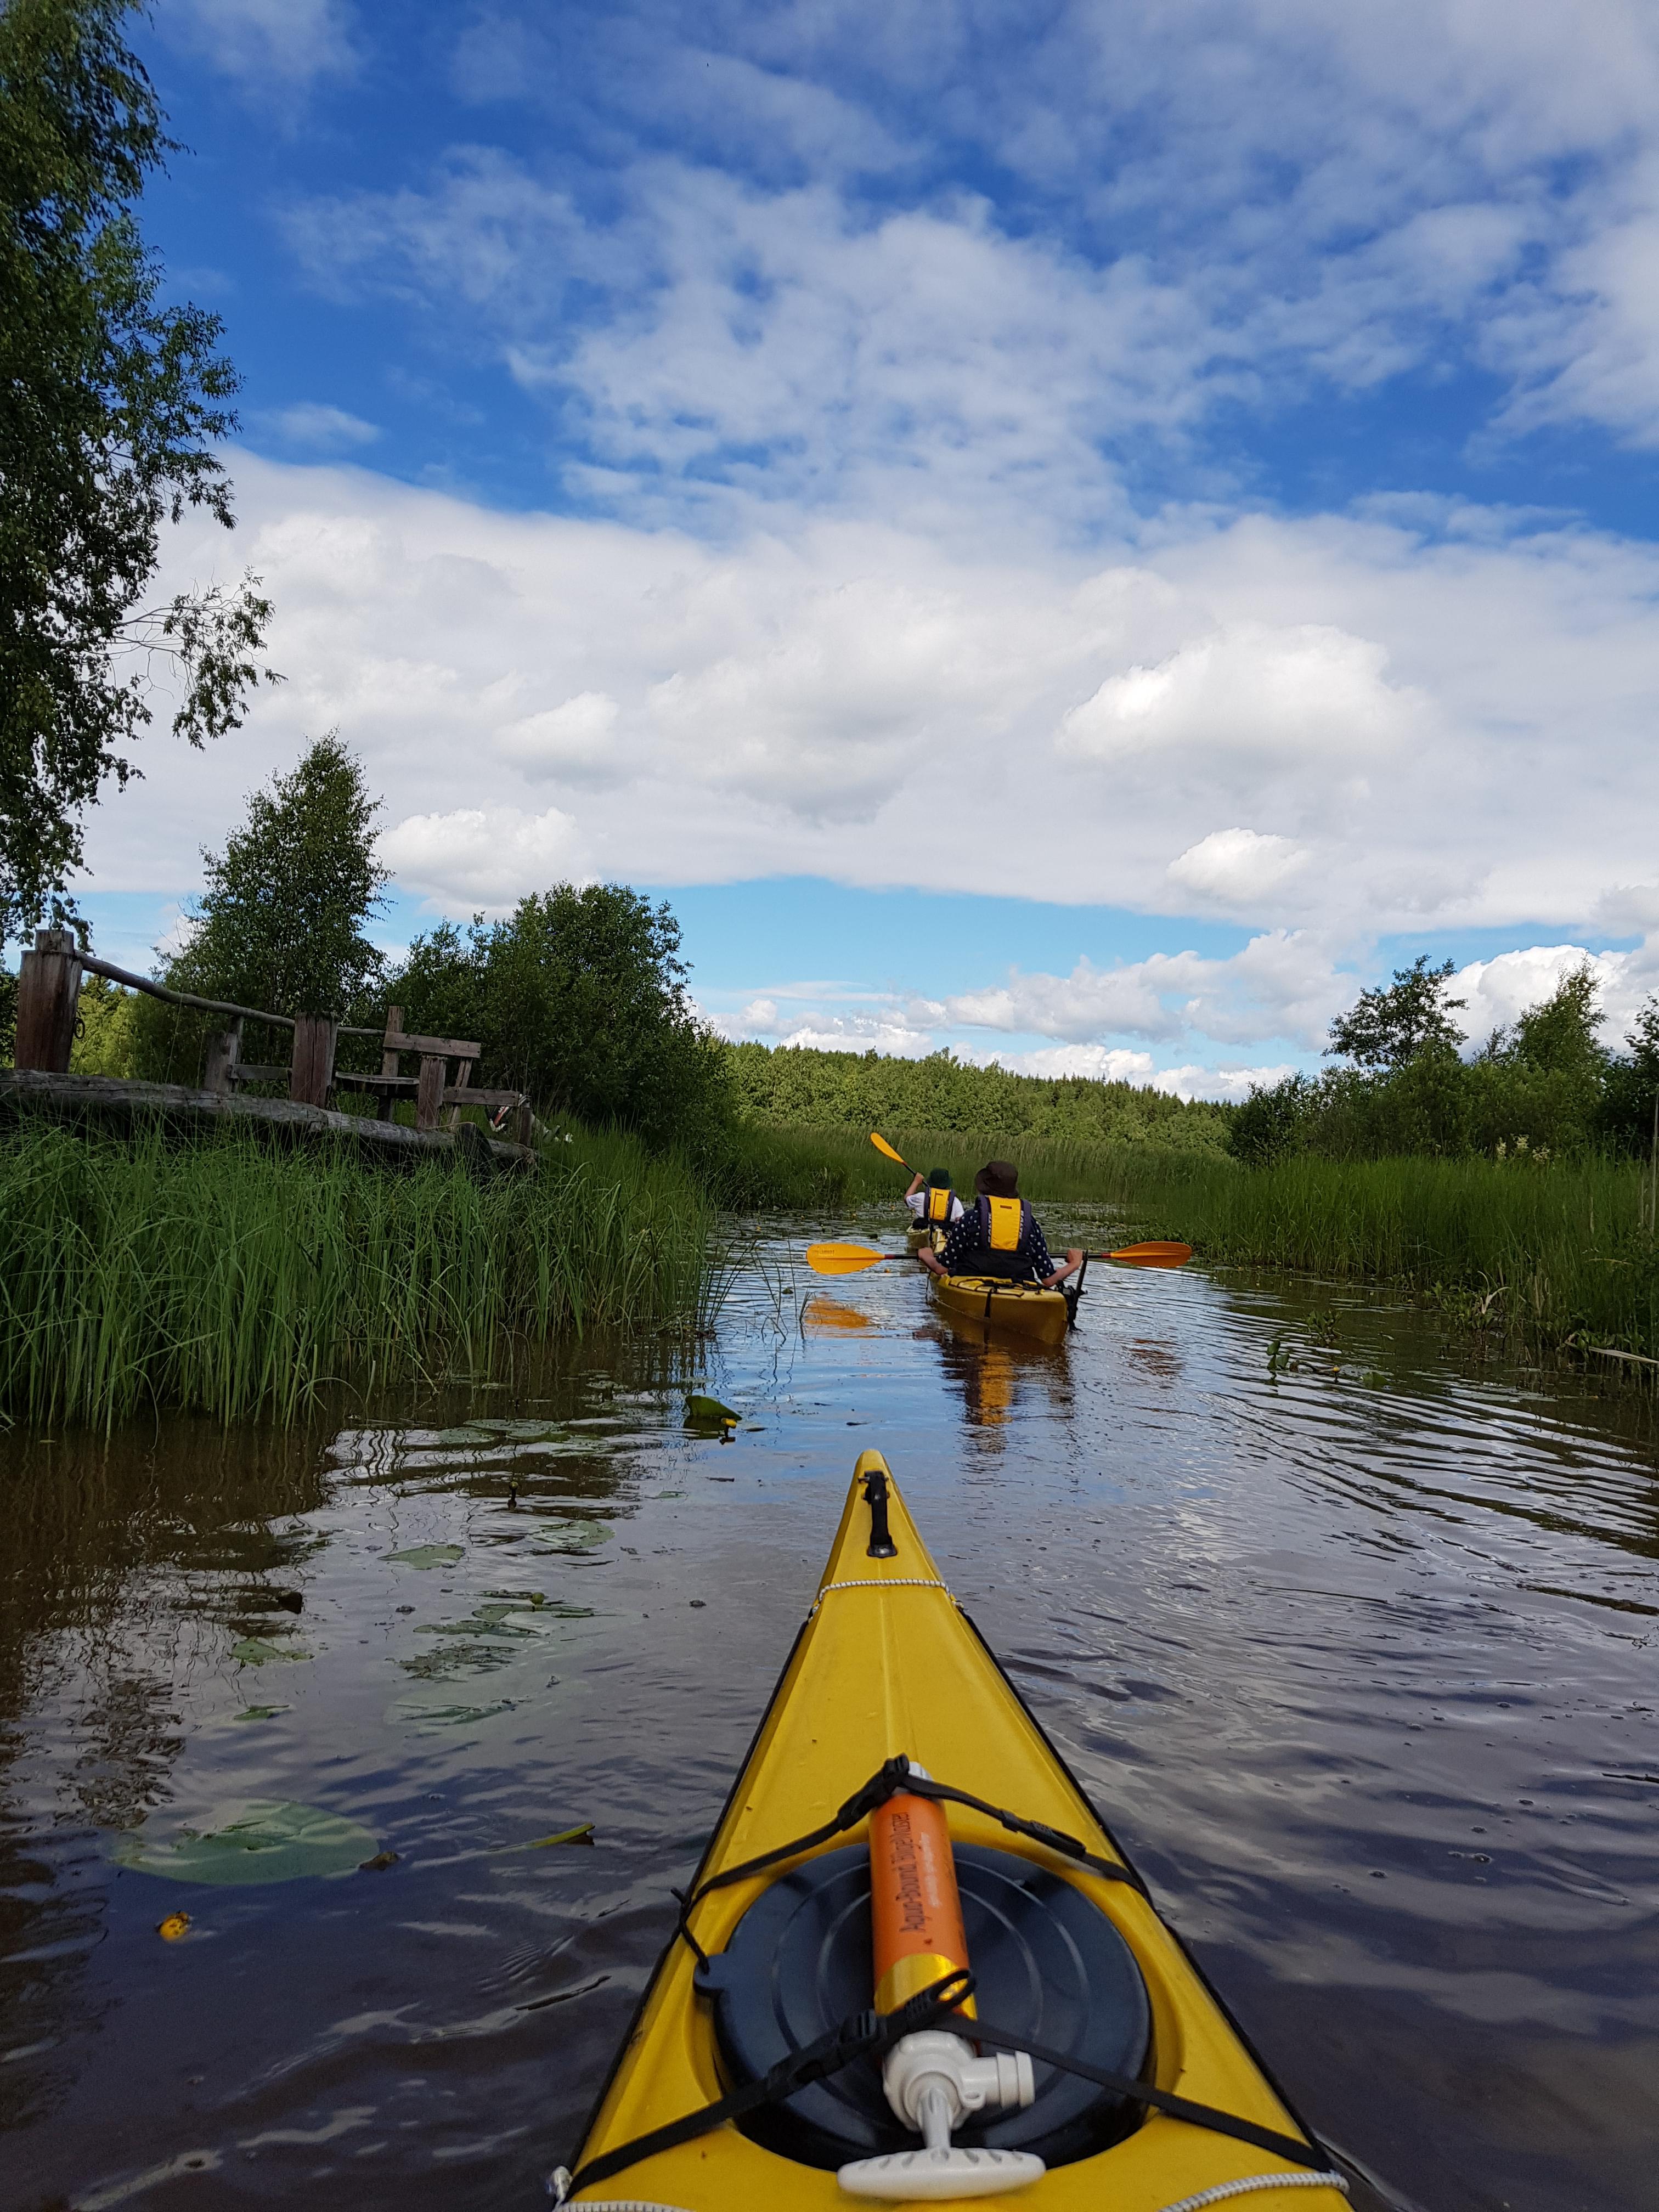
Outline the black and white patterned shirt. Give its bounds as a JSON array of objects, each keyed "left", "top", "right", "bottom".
[{"left": 939, "top": 1205, "right": 1055, "bottom": 1282}]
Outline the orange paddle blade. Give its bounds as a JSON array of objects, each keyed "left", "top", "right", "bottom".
[
  {"left": 1099, "top": 1241, "right": 1193, "bottom": 1268},
  {"left": 869, "top": 1132, "right": 911, "bottom": 1170},
  {"left": 805, "top": 1240, "right": 895, "bottom": 1275}
]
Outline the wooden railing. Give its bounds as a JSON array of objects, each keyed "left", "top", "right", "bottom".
[{"left": 12, "top": 929, "right": 531, "bottom": 1142}]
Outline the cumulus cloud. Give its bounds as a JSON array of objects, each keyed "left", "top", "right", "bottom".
[
  {"left": 95, "top": 456, "right": 1659, "bottom": 967},
  {"left": 1453, "top": 944, "right": 1658, "bottom": 1051},
  {"left": 1167, "top": 829, "right": 1310, "bottom": 907},
  {"left": 380, "top": 803, "right": 586, "bottom": 909}
]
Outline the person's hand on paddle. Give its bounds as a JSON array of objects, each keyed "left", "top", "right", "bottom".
[{"left": 1041, "top": 1247, "right": 1085, "bottom": 1289}]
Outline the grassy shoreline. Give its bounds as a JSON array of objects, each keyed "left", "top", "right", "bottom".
[
  {"left": 1094, "top": 1149, "right": 1659, "bottom": 1367},
  {"left": 0, "top": 1121, "right": 720, "bottom": 1431}
]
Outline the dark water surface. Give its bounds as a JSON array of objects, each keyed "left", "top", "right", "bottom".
[{"left": 3, "top": 1216, "right": 1656, "bottom": 2212}]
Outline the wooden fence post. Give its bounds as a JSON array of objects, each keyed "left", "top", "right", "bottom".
[
  {"left": 202, "top": 1018, "right": 244, "bottom": 1095},
  {"left": 289, "top": 1015, "right": 338, "bottom": 1108},
  {"left": 415, "top": 1054, "right": 446, "bottom": 1132},
  {"left": 14, "top": 928, "right": 83, "bottom": 1072}
]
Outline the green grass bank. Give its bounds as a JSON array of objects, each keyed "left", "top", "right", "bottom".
[
  {"left": 0, "top": 1121, "right": 720, "bottom": 1431},
  {"left": 1097, "top": 1149, "right": 1659, "bottom": 1365}
]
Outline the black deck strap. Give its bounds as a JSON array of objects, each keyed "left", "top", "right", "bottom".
[
  {"left": 969, "top": 2012, "right": 1331, "bottom": 2173},
  {"left": 555, "top": 1969, "right": 974, "bottom": 2203},
  {"left": 900, "top": 1771, "right": 1150, "bottom": 1899},
  {"left": 670, "top": 1754, "right": 1146, "bottom": 1966}
]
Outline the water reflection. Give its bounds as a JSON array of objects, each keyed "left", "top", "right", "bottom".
[{"left": 1, "top": 1238, "right": 1655, "bottom": 2212}]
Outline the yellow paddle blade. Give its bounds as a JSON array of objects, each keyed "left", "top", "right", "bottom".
[
  {"left": 869, "top": 1132, "right": 911, "bottom": 1170},
  {"left": 805, "top": 1240, "right": 894, "bottom": 1275},
  {"left": 1101, "top": 1241, "right": 1193, "bottom": 1267}
]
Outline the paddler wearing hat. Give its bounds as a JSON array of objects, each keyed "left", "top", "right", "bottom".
[
  {"left": 917, "top": 1159, "right": 1084, "bottom": 1288},
  {"left": 904, "top": 1166, "right": 965, "bottom": 1232}
]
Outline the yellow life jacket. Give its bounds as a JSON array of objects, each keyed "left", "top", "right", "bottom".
[
  {"left": 985, "top": 1194, "right": 1025, "bottom": 1249},
  {"left": 926, "top": 1183, "right": 955, "bottom": 1224}
]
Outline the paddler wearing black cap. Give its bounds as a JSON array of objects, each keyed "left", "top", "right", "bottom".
[{"left": 917, "top": 1159, "right": 1084, "bottom": 1287}]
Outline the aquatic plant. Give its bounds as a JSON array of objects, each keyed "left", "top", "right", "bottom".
[
  {"left": 0, "top": 1120, "right": 723, "bottom": 1430},
  {"left": 1098, "top": 1149, "right": 1659, "bottom": 1367}
]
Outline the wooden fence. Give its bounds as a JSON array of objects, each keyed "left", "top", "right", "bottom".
[{"left": 12, "top": 928, "right": 533, "bottom": 1144}]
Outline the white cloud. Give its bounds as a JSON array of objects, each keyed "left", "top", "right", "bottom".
[
  {"left": 255, "top": 403, "right": 381, "bottom": 453},
  {"left": 380, "top": 803, "right": 586, "bottom": 910},
  {"left": 82, "top": 458, "right": 1659, "bottom": 1077},
  {"left": 1453, "top": 944, "right": 1657, "bottom": 1050},
  {"left": 1167, "top": 828, "right": 1310, "bottom": 907},
  {"left": 158, "top": 0, "right": 358, "bottom": 86}
]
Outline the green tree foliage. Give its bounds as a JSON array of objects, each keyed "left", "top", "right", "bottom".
[
  {"left": 725, "top": 1043, "right": 1233, "bottom": 1153},
  {"left": 1327, "top": 956, "right": 1466, "bottom": 1068},
  {"left": 1245, "top": 956, "right": 1657, "bottom": 1165},
  {"left": 392, "top": 884, "right": 730, "bottom": 1152},
  {"left": 132, "top": 736, "right": 387, "bottom": 1079},
  {"left": 1600, "top": 991, "right": 1659, "bottom": 1156},
  {"left": 0, "top": 0, "right": 278, "bottom": 940}
]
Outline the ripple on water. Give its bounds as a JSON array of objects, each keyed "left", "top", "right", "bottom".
[{"left": 1, "top": 1238, "right": 1655, "bottom": 2212}]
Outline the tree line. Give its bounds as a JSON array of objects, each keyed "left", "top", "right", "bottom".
[{"left": 1235, "top": 955, "right": 1659, "bottom": 1164}]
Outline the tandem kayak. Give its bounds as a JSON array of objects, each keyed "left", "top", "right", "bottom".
[
  {"left": 928, "top": 1271, "right": 1072, "bottom": 1348},
  {"left": 556, "top": 1452, "right": 1350, "bottom": 2211}
]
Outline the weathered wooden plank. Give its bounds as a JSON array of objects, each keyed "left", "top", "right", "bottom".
[
  {"left": 415, "top": 1054, "right": 446, "bottom": 1132},
  {"left": 15, "top": 929, "right": 83, "bottom": 1073},
  {"left": 202, "top": 1020, "right": 243, "bottom": 1095},
  {"left": 0, "top": 1070, "right": 538, "bottom": 1170},
  {"left": 79, "top": 951, "right": 297, "bottom": 1031},
  {"left": 225, "top": 1065, "right": 290, "bottom": 1086},
  {"left": 384, "top": 1028, "right": 483, "bottom": 1061},
  {"left": 290, "top": 1014, "right": 338, "bottom": 1108}
]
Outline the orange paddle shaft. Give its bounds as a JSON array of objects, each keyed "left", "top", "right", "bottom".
[{"left": 869, "top": 1774, "right": 975, "bottom": 2018}]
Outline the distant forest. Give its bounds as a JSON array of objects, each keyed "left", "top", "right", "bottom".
[{"left": 724, "top": 1042, "right": 1234, "bottom": 1153}]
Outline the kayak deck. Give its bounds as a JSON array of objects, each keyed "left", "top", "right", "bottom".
[
  {"left": 929, "top": 1271, "right": 1071, "bottom": 1347},
  {"left": 565, "top": 1453, "right": 1347, "bottom": 2210}
]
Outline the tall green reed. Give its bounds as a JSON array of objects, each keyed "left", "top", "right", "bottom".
[
  {"left": 1097, "top": 1149, "right": 1659, "bottom": 1361},
  {"left": 0, "top": 1121, "right": 722, "bottom": 1430}
]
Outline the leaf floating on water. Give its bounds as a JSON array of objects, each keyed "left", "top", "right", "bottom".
[
  {"left": 230, "top": 1638, "right": 308, "bottom": 1666},
  {"left": 114, "top": 1801, "right": 379, "bottom": 1886},
  {"left": 399, "top": 1642, "right": 512, "bottom": 1680},
  {"left": 386, "top": 1544, "right": 465, "bottom": 1571},
  {"left": 686, "top": 1394, "right": 741, "bottom": 1428},
  {"left": 530, "top": 1518, "right": 611, "bottom": 1555},
  {"left": 156, "top": 1911, "right": 191, "bottom": 1940},
  {"left": 387, "top": 1696, "right": 516, "bottom": 1733},
  {"left": 358, "top": 1850, "right": 400, "bottom": 1872},
  {"left": 233, "top": 1703, "right": 290, "bottom": 1722},
  {"left": 529, "top": 1822, "right": 595, "bottom": 1849}
]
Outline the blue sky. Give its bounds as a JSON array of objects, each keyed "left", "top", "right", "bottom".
[{"left": 67, "top": 0, "right": 1659, "bottom": 1093}]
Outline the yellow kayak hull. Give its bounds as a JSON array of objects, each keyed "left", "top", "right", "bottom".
[
  {"left": 567, "top": 1453, "right": 1346, "bottom": 2211},
  {"left": 930, "top": 1271, "right": 1071, "bottom": 1347}
]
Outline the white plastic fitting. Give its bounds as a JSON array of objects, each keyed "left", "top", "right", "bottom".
[
  {"left": 836, "top": 2028, "right": 1043, "bottom": 2199},
  {"left": 881, "top": 2030, "right": 1035, "bottom": 2142}
]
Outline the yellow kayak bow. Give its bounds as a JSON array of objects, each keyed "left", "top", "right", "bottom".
[{"left": 557, "top": 1453, "right": 1349, "bottom": 2211}]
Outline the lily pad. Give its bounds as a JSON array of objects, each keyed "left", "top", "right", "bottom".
[
  {"left": 686, "top": 1394, "right": 741, "bottom": 1427},
  {"left": 386, "top": 1696, "right": 516, "bottom": 1733},
  {"left": 386, "top": 1544, "right": 465, "bottom": 1571},
  {"left": 114, "top": 1800, "right": 377, "bottom": 1886},
  {"left": 530, "top": 1518, "right": 611, "bottom": 1555},
  {"left": 230, "top": 1637, "right": 308, "bottom": 1666},
  {"left": 398, "top": 1643, "right": 512, "bottom": 1680},
  {"left": 233, "top": 1704, "right": 290, "bottom": 1722}
]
